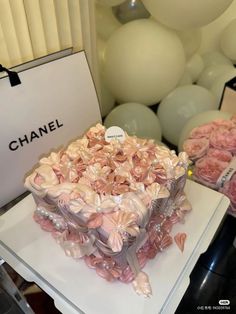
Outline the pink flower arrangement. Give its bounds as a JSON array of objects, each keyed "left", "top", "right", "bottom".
[{"left": 183, "top": 116, "right": 236, "bottom": 214}]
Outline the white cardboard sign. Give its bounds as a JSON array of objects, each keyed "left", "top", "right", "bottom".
[{"left": 0, "top": 51, "right": 101, "bottom": 207}]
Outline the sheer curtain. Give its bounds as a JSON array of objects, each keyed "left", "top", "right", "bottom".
[{"left": 0, "top": 0, "right": 84, "bottom": 68}]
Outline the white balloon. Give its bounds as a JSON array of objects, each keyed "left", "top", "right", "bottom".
[
  {"left": 104, "top": 19, "right": 185, "bottom": 105},
  {"left": 186, "top": 53, "right": 204, "bottom": 82},
  {"left": 210, "top": 69, "right": 236, "bottom": 106},
  {"left": 197, "top": 64, "right": 234, "bottom": 89},
  {"left": 96, "top": 0, "right": 126, "bottom": 7},
  {"left": 96, "top": 4, "right": 121, "bottom": 40},
  {"left": 202, "top": 51, "right": 233, "bottom": 67},
  {"left": 104, "top": 102, "right": 162, "bottom": 140},
  {"left": 177, "top": 70, "right": 193, "bottom": 86},
  {"left": 142, "top": 0, "right": 233, "bottom": 30},
  {"left": 157, "top": 85, "right": 218, "bottom": 145},
  {"left": 178, "top": 110, "right": 233, "bottom": 151},
  {"left": 176, "top": 29, "right": 202, "bottom": 59},
  {"left": 220, "top": 18, "right": 236, "bottom": 63}
]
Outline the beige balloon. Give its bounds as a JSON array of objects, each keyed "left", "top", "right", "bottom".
[
  {"left": 202, "top": 51, "right": 233, "bottom": 67},
  {"left": 176, "top": 29, "right": 202, "bottom": 59},
  {"left": 197, "top": 64, "right": 234, "bottom": 89},
  {"left": 104, "top": 102, "right": 162, "bottom": 140},
  {"left": 104, "top": 19, "right": 185, "bottom": 105},
  {"left": 157, "top": 85, "right": 218, "bottom": 145},
  {"left": 186, "top": 53, "right": 204, "bottom": 82},
  {"left": 96, "top": 4, "right": 121, "bottom": 40},
  {"left": 220, "top": 18, "right": 236, "bottom": 63},
  {"left": 178, "top": 110, "right": 232, "bottom": 151},
  {"left": 142, "top": 0, "right": 233, "bottom": 30}
]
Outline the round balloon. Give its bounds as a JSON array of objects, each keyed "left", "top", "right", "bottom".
[
  {"left": 178, "top": 110, "right": 233, "bottom": 151},
  {"left": 176, "top": 29, "right": 202, "bottom": 59},
  {"left": 202, "top": 51, "right": 233, "bottom": 67},
  {"left": 177, "top": 70, "right": 193, "bottom": 86},
  {"left": 112, "top": 0, "right": 150, "bottom": 24},
  {"left": 220, "top": 18, "right": 236, "bottom": 62},
  {"left": 197, "top": 64, "right": 234, "bottom": 89},
  {"left": 142, "top": 0, "right": 233, "bottom": 30},
  {"left": 157, "top": 85, "right": 217, "bottom": 146},
  {"left": 104, "top": 102, "right": 162, "bottom": 140},
  {"left": 104, "top": 19, "right": 185, "bottom": 105},
  {"left": 96, "top": 4, "right": 121, "bottom": 40},
  {"left": 186, "top": 53, "right": 204, "bottom": 82},
  {"left": 96, "top": 0, "right": 126, "bottom": 7}
]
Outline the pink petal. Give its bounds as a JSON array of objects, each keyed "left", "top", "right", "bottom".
[
  {"left": 108, "top": 231, "right": 123, "bottom": 252},
  {"left": 174, "top": 233, "right": 187, "bottom": 252}
]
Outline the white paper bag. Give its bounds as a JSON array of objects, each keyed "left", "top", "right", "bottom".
[{"left": 0, "top": 51, "right": 101, "bottom": 207}]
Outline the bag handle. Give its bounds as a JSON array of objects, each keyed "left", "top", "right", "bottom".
[{"left": 0, "top": 64, "right": 21, "bottom": 87}]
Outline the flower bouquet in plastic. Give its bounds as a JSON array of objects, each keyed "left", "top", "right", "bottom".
[
  {"left": 183, "top": 116, "right": 236, "bottom": 214},
  {"left": 24, "top": 124, "right": 191, "bottom": 296}
]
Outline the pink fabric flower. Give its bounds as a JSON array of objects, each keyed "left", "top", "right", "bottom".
[
  {"left": 102, "top": 211, "right": 139, "bottom": 252},
  {"left": 183, "top": 138, "right": 209, "bottom": 160},
  {"left": 84, "top": 255, "right": 122, "bottom": 282},
  {"left": 194, "top": 157, "right": 229, "bottom": 188}
]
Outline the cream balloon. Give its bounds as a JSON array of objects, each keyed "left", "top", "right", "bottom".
[
  {"left": 177, "top": 70, "right": 193, "bottom": 86},
  {"left": 176, "top": 29, "right": 202, "bottom": 59},
  {"left": 96, "top": 4, "right": 121, "bottom": 40},
  {"left": 157, "top": 85, "right": 217, "bottom": 146},
  {"left": 197, "top": 64, "right": 234, "bottom": 89},
  {"left": 220, "top": 18, "right": 236, "bottom": 63},
  {"left": 104, "top": 19, "right": 185, "bottom": 105},
  {"left": 202, "top": 51, "right": 233, "bottom": 67},
  {"left": 210, "top": 69, "right": 236, "bottom": 106},
  {"left": 104, "top": 103, "right": 162, "bottom": 140},
  {"left": 178, "top": 110, "right": 233, "bottom": 151},
  {"left": 186, "top": 53, "right": 204, "bottom": 82},
  {"left": 96, "top": 0, "right": 126, "bottom": 6},
  {"left": 142, "top": 0, "right": 233, "bottom": 30}
]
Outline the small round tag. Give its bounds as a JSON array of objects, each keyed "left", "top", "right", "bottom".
[{"left": 105, "top": 126, "right": 126, "bottom": 142}]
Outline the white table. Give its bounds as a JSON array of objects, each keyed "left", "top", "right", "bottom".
[{"left": 0, "top": 180, "right": 230, "bottom": 314}]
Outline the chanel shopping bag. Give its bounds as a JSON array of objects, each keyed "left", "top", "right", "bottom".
[{"left": 0, "top": 50, "right": 101, "bottom": 207}]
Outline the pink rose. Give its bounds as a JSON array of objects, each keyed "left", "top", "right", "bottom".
[
  {"left": 207, "top": 148, "right": 232, "bottom": 162},
  {"left": 194, "top": 157, "right": 229, "bottom": 189},
  {"left": 210, "top": 128, "right": 236, "bottom": 153},
  {"left": 183, "top": 138, "right": 209, "bottom": 160},
  {"left": 220, "top": 173, "right": 236, "bottom": 213},
  {"left": 231, "top": 115, "right": 236, "bottom": 124},
  {"left": 190, "top": 123, "right": 216, "bottom": 139},
  {"left": 213, "top": 119, "right": 235, "bottom": 129}
]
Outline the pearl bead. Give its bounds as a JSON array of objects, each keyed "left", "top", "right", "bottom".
[
  {"left": 49, "top": 214, "right": 54, "bottom": 221},
  {"left": 56, "top": 223, "right": 61, "bottom": 230}
]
